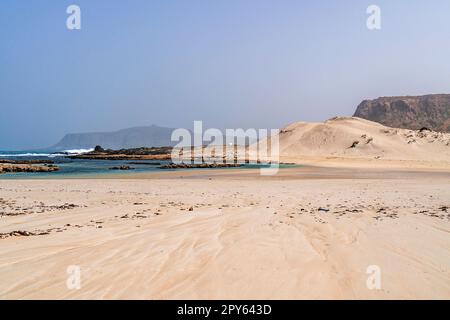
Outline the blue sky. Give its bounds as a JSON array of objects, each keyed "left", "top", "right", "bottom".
[{"left": 1, "top": 0, "right": 450, "bottom": 149}]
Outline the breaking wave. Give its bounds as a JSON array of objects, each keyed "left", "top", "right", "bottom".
[
  {"left": 61, "top": 148, "right": 94, "bottom": 155},
  {"left": 0, "top": 148, "right": 93, "bottom": 158},
  {"left": 0, "top": 153, "right": 52, "bottom": 157}
]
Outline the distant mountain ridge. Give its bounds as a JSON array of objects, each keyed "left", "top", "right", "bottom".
[
  {"left": 49, "top": 125, "right": 258, "bottom": 151},
  {"left": 49, "top": 125, "right": 176, "bottom": 150},
  {"left": 354, "top": 94, "right": 450, "bottom": 132}
]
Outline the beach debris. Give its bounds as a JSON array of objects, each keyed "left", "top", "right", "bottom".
[
  {"left": 57, "top": 203, "right": 79, "bottom": 210},
  {"left": 0, "top": 230, "right": 50, "bottom": 239},
  {"left": 349, "top": 141, "right": 359, "bottom": 148},
  {"left": 318, "top": 207, "right": 330, "bottom": 212},
  {"left": 0, "top": 200, "right": 79, "bottom": 217}
]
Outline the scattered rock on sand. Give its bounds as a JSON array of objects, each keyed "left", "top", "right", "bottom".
[{"left": 0, "top": 230, "right": 50, "bottom": 239}]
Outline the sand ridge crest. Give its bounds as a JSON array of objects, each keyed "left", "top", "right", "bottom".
[{"left": 267, "top": 117, "right": 450, "bottom": 162}]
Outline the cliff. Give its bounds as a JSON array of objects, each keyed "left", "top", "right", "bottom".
[{"left": 354, "top": 94, "right": 450, "bottom": 132}]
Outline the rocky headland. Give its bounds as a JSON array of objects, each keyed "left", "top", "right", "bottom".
[{"left": 354, "top": 94, "right": 450, "bottom": 132}]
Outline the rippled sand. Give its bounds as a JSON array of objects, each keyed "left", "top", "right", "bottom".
[{"left": 0, "top": 166, "right": 449, "bottom": 299}]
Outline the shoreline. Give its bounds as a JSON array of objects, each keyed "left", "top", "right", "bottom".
[
  {"left": 1, "top": 161, "right": 449, "bottom": 181},
  {"left": 1, "top": 153, "right": 450, "bottom": 181},
  {"left": 5, "top": 166, "right": 449, "bottom": 183}
]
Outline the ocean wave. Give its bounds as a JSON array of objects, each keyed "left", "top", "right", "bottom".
[
  {"left": 62, "top": 148, "right": 94, "bottom": 155},
  {"left": 0, "top": 153, "right": 51, "bottom": 157},
  {"left": 0, "top": 148, "right": 93, "bottom": 158}
]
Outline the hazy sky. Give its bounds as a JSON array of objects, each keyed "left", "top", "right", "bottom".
[{"left": 1, "top": 0, "right": 450, "bottom": 150}]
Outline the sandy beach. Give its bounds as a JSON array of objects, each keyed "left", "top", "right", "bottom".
[{"left": 1, "top": 165, "right": 449, "bottom": 299}]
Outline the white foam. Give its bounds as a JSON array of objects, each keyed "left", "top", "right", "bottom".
[
  {"left": 62, "top": 148, "right": 94, "bottom": 155},
  {"left": 0, "top": 153, "right": 51, "bottom": 157},
  {"left": 0, "top": 148, "right": 93, "bottom": 158}
]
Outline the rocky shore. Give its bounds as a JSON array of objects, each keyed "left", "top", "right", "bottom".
[
  {"left": 67, "top": 145, "right": 250, "bottom": 163},
  {"left": 69, "top": 146, "right": 173, "bottom": 161},
  {"left": 159, "top": 163, "right": 243, "bottom": 169},
  {"left": 0, "top": 163, "right": 59, "bottom": 174},
  {"left": 109, "top": 165, "right": 134, "bottom": 170}
]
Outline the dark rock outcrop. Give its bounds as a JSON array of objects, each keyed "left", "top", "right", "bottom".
[
  {"left": 159, "top": 163, "right": 242, "bottom": 169},
  {"left": 0, "top": 164, "right": 59, "bottom": 174},
  {"left": 109, "top": 165, "right": 134, "bottom": 170},
  {"left": 354, "top": 94, "right": 450, "bottom": 132},
  {"left": 94, "top": 145, "right": 104, "bottom": 152},
  {"left": 70, "top": 147, "right": 173, "bottom": 161},
  {"left": 128, "top": 162, "right": 161, "bottom": 165}
]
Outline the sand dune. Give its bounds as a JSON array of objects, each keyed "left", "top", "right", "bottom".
[{"left": 265, "top": 117, "right": 450, "bottom": 166}]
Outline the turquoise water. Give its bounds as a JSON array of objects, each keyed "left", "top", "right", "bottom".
[
  {"left": 0, "top": 151, "right": 288, "bottom": 179},
  {"left": 0, "top": 158, "right": 165, "bottom": 180}
]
